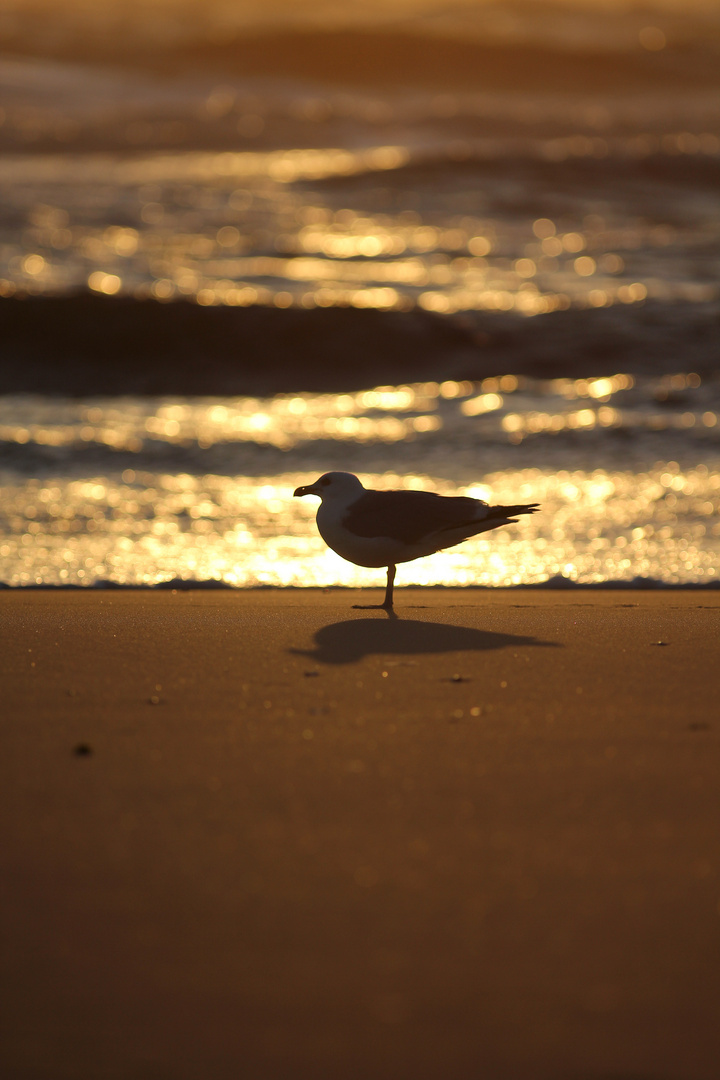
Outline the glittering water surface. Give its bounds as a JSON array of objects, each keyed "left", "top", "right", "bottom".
[
  {"left": 2, "top": 138, "right": 718, "bottom": 317},
  {"left": 2, "top": 373, "right": 719, "bottom": 588},
  {"left": 2, "top": 23, "right": 719, "bottom": 589},
  {"left": 2, "top": 43, "right": 719, "bottom": 318}
]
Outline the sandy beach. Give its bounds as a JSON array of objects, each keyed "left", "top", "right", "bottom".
[
  {"left": 2, "top": 2, "right": 720, "bottom": 1076},
  {"left": 2, "top": 588, "right": 719, "bottom": 1079}
]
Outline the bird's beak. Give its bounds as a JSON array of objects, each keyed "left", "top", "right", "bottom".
[{"left": 293, "top": 484, "right": 317, "bottom": 498}]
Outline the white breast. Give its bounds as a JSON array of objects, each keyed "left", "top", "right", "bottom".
[{"left": 316, "top": 502, "right": 398, "bottom": 567}]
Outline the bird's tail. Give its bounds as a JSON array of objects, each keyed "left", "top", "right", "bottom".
[
  {"left": 486, "top": 503, "right": 540, "bottom": 524},
  {"left": 488, "top": 503, "right": 539, "bottom": 519},
  {"left": 438, "top": 502, "right": 539, "bottom": 538}
]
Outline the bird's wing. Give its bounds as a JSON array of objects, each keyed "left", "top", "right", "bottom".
[{"left": 342, "top": 490, "right": 486, "bottom": 545}]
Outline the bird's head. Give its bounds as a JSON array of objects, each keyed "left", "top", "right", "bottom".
[{"left": 293, "top": 472, "right": 365, "bottom": 502}]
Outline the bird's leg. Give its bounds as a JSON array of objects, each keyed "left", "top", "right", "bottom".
[
  {"left": 352, "top": 564, "right": 397, "bottom": 612},
  {"left": 383, "top": 563, "right": 396, "bottom": 608}
]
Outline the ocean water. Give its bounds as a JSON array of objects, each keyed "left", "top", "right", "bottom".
[
  {"left": 2, "top": 98, "right": 719, "bottom": 316},
  {"left": 1, "top": 5, "right": 718, "bottom": 588},
  {"left": 2, "top": 372, "right": 719, "bottom": 588}
]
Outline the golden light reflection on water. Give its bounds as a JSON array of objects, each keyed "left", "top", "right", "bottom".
[
  {"left": 0, "top": 385, "right": 445, "bottom": 452},
  {"left": 2, "top": 373, "right": 719, "bottom": 587},
  {"left": 2, "top": 372, "right": 720, "bottom": 456},
  {"left": 2, "top": 139, "right": 717, "bottom": 314},
  {"left": 2, "top": 462, "right": 719, "bottom": 589}
]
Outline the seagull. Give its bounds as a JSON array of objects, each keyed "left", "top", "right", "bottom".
[{"left": 293, "top": 472, "right": 539, "bottom": 610}]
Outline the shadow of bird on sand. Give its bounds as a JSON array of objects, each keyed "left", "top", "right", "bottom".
[{"left": 291, "top": 617, "right": 560, "bottom": 665}]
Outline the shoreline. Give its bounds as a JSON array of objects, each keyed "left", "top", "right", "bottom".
[
  {"left": 3, "top": 589, "right": 720, "bottom": 1079},
  {"left": 2, "top": 579, "right": 719, "bottom": 591}
]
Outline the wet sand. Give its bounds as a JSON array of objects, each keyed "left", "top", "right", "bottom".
[{"left": 2, "top": 589, "right": 720, "bottom": 1080}]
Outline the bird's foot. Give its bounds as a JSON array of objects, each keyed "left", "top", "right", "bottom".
[{"left": 352, "top": 603, "right": 397, "bottom": 619}]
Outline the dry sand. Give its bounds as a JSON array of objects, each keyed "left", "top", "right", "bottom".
[{"left": 2, "top": 589, "right": 719, "bottom": 1080}]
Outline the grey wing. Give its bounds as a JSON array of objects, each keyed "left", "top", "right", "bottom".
[{"left": 343, "top": 490, "right": 486, "bottom": 545}]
